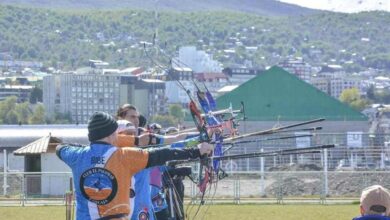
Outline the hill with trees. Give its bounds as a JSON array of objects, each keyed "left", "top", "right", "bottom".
[
  {"left": 0, "top": 5, "right": 389, "bottom": 71},
  {"left": 0, "top": 0, "right": 318, "bottom": 16}
]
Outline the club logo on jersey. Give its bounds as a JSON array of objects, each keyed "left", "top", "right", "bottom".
[
  {"left": 79, "top": 167, "right": 118, "bottom": 205},
  {"left": 138, "top": 211, "right": 149, "bottom": 220}
]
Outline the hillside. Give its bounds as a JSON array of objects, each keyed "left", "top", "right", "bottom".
[
  {"left": 279, "top": 0, "right": 390, "bottom": 13},
  {"left": 0, "top": 5, "right": 389, "bottom": 71},
  {"left": 0, "top": 0, "right": 319, "bottom": 16}
]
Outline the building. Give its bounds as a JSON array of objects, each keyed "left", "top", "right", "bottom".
[
  {"left": 311, "top": 65, "right": 364, "bottom": 99},
  {"left": 0, "top": 125, "right": 88, "bottom": 196},
  {"left": 217, "top": 66, "right": 368, "bottom": 123},
  {"left": 222, "top": 67, "right": 263, "bottom": 85},
  {"left": 215, "top": 66, "right": 369, "bottom": 170},
  {"left": 167, "top": 67, "right": 193, "bottom": 81},
  {"left": 43, "top": 74, "right": 166, "bottom": 123},
  {"left": 0, "top": 85, "right": 33, "bottom": 102},
  {"left": 142, "top": 79, "right": 167, "bottom": 116},
  {"left": 328, "top": 77, "right": 363, "bottom": 99},
  {"left": 194, "top": 72, "right": 229, "bottom": 98},
  {"left": 0, "top": 60, "right": 43, "bottom": 71},
  {"left": 165, "top": 80, "right": 195, "bottom": 104},
  {"left": 310, "top": 77, "right": 329, "bottom": 94},
  {"left": 278, "top": 57, "right": 312, "bottom": 82},
  {"left": 174, "top": 46, "right": 222, "bottom": 73},
  {"left": 165, "top": 67, "right": 195, "bottom": 104}
]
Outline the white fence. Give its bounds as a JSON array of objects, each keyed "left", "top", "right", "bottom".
[{"left": 1, "top": 170, "right": 389, "bottom": 206}]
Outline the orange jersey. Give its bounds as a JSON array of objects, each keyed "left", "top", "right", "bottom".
[
  {"left": 57, "top": 142, "right": 149, "bottom": 219},
  {"left": 116, "top": 134, "right": 137, "bottom": 148}
]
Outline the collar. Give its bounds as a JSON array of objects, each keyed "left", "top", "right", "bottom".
[{"left": 91, "top": 141, "right": 111, "bottom": 146}]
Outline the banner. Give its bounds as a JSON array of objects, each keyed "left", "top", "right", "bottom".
[{"left": 347, "top": 131, "right": 363, "bottom": 148}]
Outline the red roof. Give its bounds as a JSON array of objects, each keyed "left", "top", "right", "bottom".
[{"left": 195, "top": 72, "right": 228, "bottom": 81}]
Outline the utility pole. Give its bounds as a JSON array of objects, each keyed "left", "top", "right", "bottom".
[{"left": 151, "top": 0, "right": 159, "bottom": 117}]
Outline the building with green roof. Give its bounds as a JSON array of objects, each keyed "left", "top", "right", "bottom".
[
  {"left": 217, "top": 66, "right": 367, "bottom": 121},
  {"left": 216, "top": 66, "right": 368, "bottom": 133}
]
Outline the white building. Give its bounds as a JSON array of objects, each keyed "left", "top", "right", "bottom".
[
  {"left": 43, "top": 74, "right": 166, "bottom": 123},
  {"left": 174, "top": 46, "right": 222, "bottom": 73},
  {"left": 165, "top": 81, "right": 195, "bottom": 104},
  {"left": 0, "top": 125, "right": 88, "bottom": 196},
  {"left": 310, "top": 75, "right": 364, "bottom": 99},
  {"left": 43, "top": 74, "right": 121, "bottom": 123},
  {"left": 311, "top": 65, "right": 365, "bottom": 99},
  {"left": 329, "top": 77, "right": 363, "bottom": 99}
]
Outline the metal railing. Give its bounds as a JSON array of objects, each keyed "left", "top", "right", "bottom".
[
  {"left": 1, "top": 170, "right": 389, "bottom": 206},
  {"left": 1, "top": 132, "right": 390, "bottom": 205}
]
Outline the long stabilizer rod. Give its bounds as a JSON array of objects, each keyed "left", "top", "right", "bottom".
[
  {"left": 224, "top": 118, "right": 325, "bottom": 142},
  {"left": 168, "top": 144, "right": 335, "bottom": 166},
  {"left": 222, "top": 134, "right": 314, "bottom": 154},
  {"left": 214, "top": 144, "right": 334, "bottom": 161}
]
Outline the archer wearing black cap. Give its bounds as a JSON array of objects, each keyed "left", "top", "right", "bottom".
[
  {"left": 56, "top": 111, "right": 213, "bottom": 220},
  {"left": 88, "top": 111, "right": 119, "bottom": 142}
]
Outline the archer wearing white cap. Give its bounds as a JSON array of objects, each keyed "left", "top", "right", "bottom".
[{"left": 353, "top": 185, "right": 390, "bottom": 220}]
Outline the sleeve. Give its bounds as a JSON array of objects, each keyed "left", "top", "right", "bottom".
[
  {"left": 118, "top": 147, "right": 150, "bottom": 174},
  {"left": 116, "top": 134, "right": 136, "bottom": 147},
  {"left": 146, "top": 147, "right": 200, "bottom": 168},
  {"left": 56, "top": 144, "right": 83, "bottom": 167}
]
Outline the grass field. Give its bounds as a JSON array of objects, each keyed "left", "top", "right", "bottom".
[{"left": 0, "top": 204, "right": 359, "bottom": 219}]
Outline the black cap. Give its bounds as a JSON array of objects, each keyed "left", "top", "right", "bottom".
[
  {"left": 139, "top": 114, "right": 147, "bottom": 127},
  {"left": 88, "top": 112, "right": 118, "bottom": 142}
]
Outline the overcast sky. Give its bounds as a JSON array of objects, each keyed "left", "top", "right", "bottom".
[{"left": 278, "top": 0, "right": 390, "bottom": 13}]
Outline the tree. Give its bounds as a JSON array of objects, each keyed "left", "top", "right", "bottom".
[
  {"left": 339, "top": 88, "right": 369, "bottom": 111},
  {"left": 0, "top": 96, "right": 17, "bottom": 124},
  {"left": 5, "top": 110, "right": 18, "bottom": 124},
  {"left": 169, "top": 104, "right": 184, "bottom": 122},
  {"left": 29, "top": 87, "right": 43, "bottom": 104},
  {"left": 48, "top": 111, "right": 72, "bottom": 124},
  {"left": 15, "top": 102, "right": 31, "bottom": 124},
  {"left": 29, "top": 104, "right": 46, "bottom": 124}
]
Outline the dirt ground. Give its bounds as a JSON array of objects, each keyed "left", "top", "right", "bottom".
[{"left": 181, "top": 164, "right": 390, "bottom": 199}]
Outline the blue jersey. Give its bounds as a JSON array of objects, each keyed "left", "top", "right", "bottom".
[
  {"left": 132, "top": 136, "right": 199, "bottom": 219},
  {"left": 150, "top": 166, "right": 168, "bottom": 213},
  {"left": 131, "top": 136, "right": 166, "bottom": 220},
  {"left": 353, "top": 215, "right": 390, "bottom": 220},
  {"left": 150, "top": 136, "right": 200, "bottom": 214},
  {"left": 131, "top": 168, "right": 155, "bottom": 220}
]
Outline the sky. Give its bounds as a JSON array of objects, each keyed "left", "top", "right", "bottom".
[{"left": 278, "top": 0, "right": 390, "bottom": 13}]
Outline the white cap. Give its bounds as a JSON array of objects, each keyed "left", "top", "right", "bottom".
[
  {"left": 361, "top": 185, "right": 390, "bottom": 215},
  {"left": 116, "top": 120, "right": 136, "bottom": 134}
]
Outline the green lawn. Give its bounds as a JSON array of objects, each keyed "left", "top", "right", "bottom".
[{"left": 0, "top": 204, "right": 358, "bottom": 220}]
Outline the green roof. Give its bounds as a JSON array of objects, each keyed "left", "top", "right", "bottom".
[{"left": 216, "top": 66, "right": 368, "bottom": 121}]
